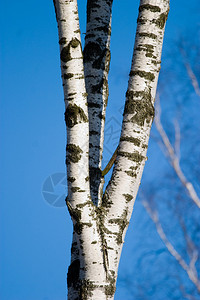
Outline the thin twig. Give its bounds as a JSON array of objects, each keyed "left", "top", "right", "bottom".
[{"left": 101, "top": 146, "right": 118, "bottom": 176}]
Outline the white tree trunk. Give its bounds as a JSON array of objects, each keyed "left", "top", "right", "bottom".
[{"left": 53, "top": 0, "right": 170, "bottom": 299}]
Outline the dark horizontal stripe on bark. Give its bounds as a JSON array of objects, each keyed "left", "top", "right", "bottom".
[
  {"left": 118, "top": 151, "right": 145, "bottom": 162},
  {"left": 120, "top": 136, "right": 141, "bottom": 147},
  {"left": 129, "top": 70, "right": 155, "bottom": 81},
  {"left": 139, "top": 4, "right": 161, "bottom": 13}
]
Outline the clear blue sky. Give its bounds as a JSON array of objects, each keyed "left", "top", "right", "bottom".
[{"left": 0, "top": 1, "right": 199, "bottom": 299}]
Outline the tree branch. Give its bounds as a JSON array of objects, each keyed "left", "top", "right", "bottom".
[
  {"left": 179, "top": 46, "right": 200, "bottom": 97},
  {"left": 101, "top": 147, "right": 118, "bottom": 177},
  {"left": 154, "top": 96, "right": 200, "bottom": 209},
  {"left": 84, "top": 0, "right": 113, "bottom": 204},
  {"left": 101, "top": 0, "right": 170, "bottom": 275},
  {"left": 53, "top": 0, "right": 90, "bottom": 208},
  {"left": 142, "top": 199, "right": 200, "bottom": 293}
]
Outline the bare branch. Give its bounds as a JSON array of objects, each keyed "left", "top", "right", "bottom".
[
  {"left": 180, "top": 46, "right": 200, "bottom": 97},
  {"left": 142, "top": 199, "right": 200, "bottom": 293},
  {"left": 155, "top": 97, "right": 200, "bottom": 209},
  {"left": 101, "top": 146, "right": 118, "bottom": 177},
  {"left": 174, "top": 118, "right": 181, "bottom": 160}
]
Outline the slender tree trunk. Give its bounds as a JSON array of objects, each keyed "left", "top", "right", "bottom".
[{"left": 53, "top": 0, "right": 170, "bottom": 298}]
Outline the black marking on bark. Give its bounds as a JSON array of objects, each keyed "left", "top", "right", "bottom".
[
  {"left": 124, "top": 89, "right": 155, "bottom": 126},
  {"left": 142, "top": 144, "right": 148, "bottom": 149},
  {"left": 139, "top": 4, "right": 161, "bottom": 13},
  {"left": 138, "top": 32, "right": 157, "bottom": 39},
  {"left": 89, "top": 130, "right": 99, "bottom": 135},
  {"left": 60, "top": 45, "right": 72, "bottom": 63},
  {"left": 109, "top": 209, "right": 129, "bottom": 245},
  {"left": 66, "top": 144, "right": 83, "bottom": 164},
  {"left": 68, "top": 176, "right": 76, "bottom": 183},
  {"left": 105, "top": 271, "right": 116, "bottom": 297},
  {"left": 118, "top": 151, "right": 145, "bottom": 163},
  {"left": 125, "top": 170, "right": 137, "bottom": 178},
  {"left": 129, "top": 70, "right": 155, "bottom": 81},
  {"left": 102, "top": 191, "right": 113, "bottom": 209},
  {"left": 82, "top": 222, "right": 92, "bottom": 227},
  {"left": 59, "top": 37, "right": 67, "bottom": 45},
  {"left": 120, "top": 136, "right": 141, "bottom": 147},
  {"left": 76, "top": 201, "right": 92, "bottom": 209},
  {"left": 68, "top": 92, "right": 76, "bottom": 97},
  {"left": 137, "top": 16, "right": 146, "bottom": 25},
  {"left": 151, "top": 59, "right": 161, "bottom": 65},
  {"left": 80, "top": 279, "right": 95, "bottom": 299},
  {"left": 65, "top": 104, "right": 88, "bottom": 128},
  {"left": 74, "top": 223, "right": 83, "bottom": 235},
  {"left": 71, "top": 241, "right": 79, "bottom": 256},
  {"left": 87, "top": 102, "right": 101, "bottom": 108},
  {"left": 74, "top": 29, "right": 81, "bottom": 34},
  {"left": 154, "top": 10, "right": 169, "bottom": 29},
  {"left": 71, "top": 187, "right": 86, "bottom": 193},
  {"left": 136, "top": 44, "right": 156, "bottom": 59},
  {"left": 66, "top": 202, "right": 82, "bottom": 221},
  {"left": 71, "top": 38, "right": 80, "bottom": 48},
  {"left": 67, "top": 259, "right": 80, "bottom": 288},
  {"left": 66, "top": 97, "right": 74, "bottom": 102},
  {"left": 82, "top": 92, "right": 88, "bottom": 98},
  {"left": 123, "top": 194, "right": 134, "bottom": 202},
  {"left": 60, "top": 38, "right": 81, "bottom": 63},
  {"left": 95, "top": 207, "right": 110, "bottom": 274},
  {"left": 63, "top": 73, "right": 73, "bottom": 79}
]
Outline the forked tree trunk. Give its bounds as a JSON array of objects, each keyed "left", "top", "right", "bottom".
[{"left": 53, "top": 0, "right": 170, "bottom": 299}]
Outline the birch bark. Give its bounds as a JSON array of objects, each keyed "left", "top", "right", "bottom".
[{"left": 53, "top": 0, "right": 170, "bottom": 299}]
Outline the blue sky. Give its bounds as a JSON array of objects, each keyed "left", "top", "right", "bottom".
[{"left": 0, "top": 1, "right": 199, "bottom": 299}]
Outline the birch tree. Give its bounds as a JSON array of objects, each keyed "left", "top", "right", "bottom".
[
  {"left": 53, "top": 0, "right": 170, "bottom": 298},
  {"left": 120, "top": 34, "right": 200, "bottom": 299}
]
